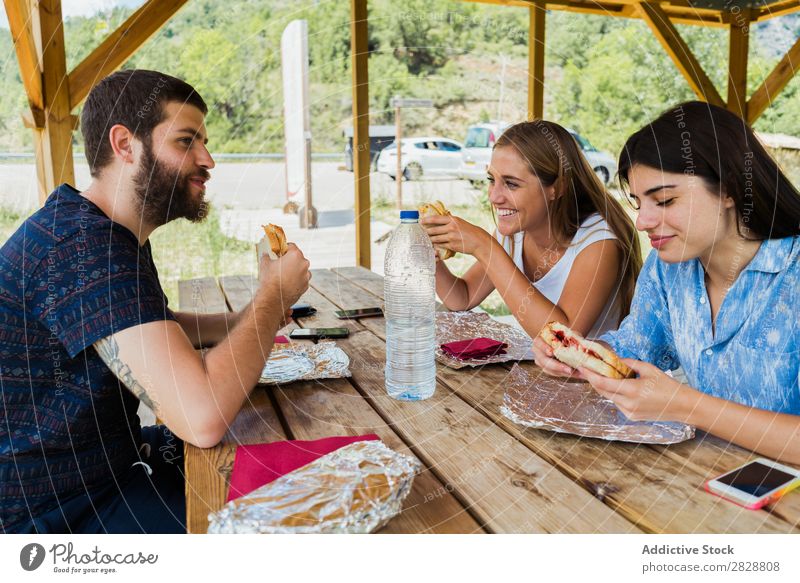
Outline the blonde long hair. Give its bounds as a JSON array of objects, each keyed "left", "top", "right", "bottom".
[{"left": 494, "top": 120, "right": 641, "bottom": 322}]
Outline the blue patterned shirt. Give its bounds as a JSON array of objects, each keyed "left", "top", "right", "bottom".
[
  {"left": 601, "top": 238, "right": 800, "bottom": 415},
  {"left": 0, "top": 184, "right": 176, "bottom": 532}
]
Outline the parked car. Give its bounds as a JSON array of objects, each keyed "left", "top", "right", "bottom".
[
  {"left": 458, "top": 121, "right": 510, "bottom": 187},
  {"left": 376, "top": 137, "right": 463, "bottom": 180},
  {"left": 570, "top": 131, "right": 618, "bottom": 185},
  {"left": 458, "top": 122, "right": 617, "bottom": 186},
  {"left": 344, "top": 125, "right": 396, "bottom": 172}
]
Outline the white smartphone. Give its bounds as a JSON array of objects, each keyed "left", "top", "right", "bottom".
[{"left": 704, "top": 457, "right": 800, "bottom": 509}]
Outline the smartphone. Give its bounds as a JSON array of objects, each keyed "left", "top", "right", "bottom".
[
  {"left": 289, "top": 327, "right": 350, "bottom": 340},
  {"left": 290, "top": 303, "right": 317, "bottom": 318},
  {"left": 704, "top": 458, "right": 800, "bottom": 509},
  {"left": 335, "top": 307, "right": 383, "bottom": 320}
]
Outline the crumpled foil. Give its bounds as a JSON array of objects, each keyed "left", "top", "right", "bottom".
[
  {"left": 260, "top": 340, "right": 351, "bottom": 384},
  {"left": 436, "top": 311, "right": 533, "bottom": 369},
  {"left": 207, "top": 440, "right": 421, "bottom": 534},
  {"left": 500, "top": 364, "right": 695, "bottom": 444}
]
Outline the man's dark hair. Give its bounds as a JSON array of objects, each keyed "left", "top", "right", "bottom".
[{"left": 81, "top": 69, "right": 208, "bottom": 177}]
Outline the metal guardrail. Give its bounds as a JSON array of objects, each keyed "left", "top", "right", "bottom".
[{"left": 0, "top": 152, "right": 344, "bottom": 161}]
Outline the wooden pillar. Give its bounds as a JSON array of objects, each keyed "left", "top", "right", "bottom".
[
  {"left": 727, "top": 10, "right": 750, "bottom": 120},
  {"left": 33, "top": 0, "right": 76, "bottom": 204},
  {"left": 350, "top": 0, "right": 371, "bottom": 269},
  {"left": 528, "top": 3, "right": 546, "bottom": 120}
]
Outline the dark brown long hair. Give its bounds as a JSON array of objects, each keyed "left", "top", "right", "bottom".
[
  {"left": 618, "top": 101, "right": 800, "bottom": 239},
  {"left": 495, "top": 120, "right": 642, "bottom": 322}
]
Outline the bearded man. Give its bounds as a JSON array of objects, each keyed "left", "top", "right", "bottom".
[{"left": 0, "top": 70, "right": 311, "bottom": 533}]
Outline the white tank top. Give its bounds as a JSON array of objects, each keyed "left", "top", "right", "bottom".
[{"left": 495, "top": 213, "right": 621, "bottom": 338}]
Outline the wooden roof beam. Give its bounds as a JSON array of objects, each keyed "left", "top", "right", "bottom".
[
  {"left": 752, "top": 0, "right": 800, "bottom": 22},
  {"left": 747, "top": 33, "right": 800, "bottom": 124},
  {"left": 463, "top": 0, "right": 728, "bottom": 26},
  {"left": 638, "top": 2, "right": 725, "bottom": 107},
  {"left": 68, "top": 0, "right": 190, "bottom": 110},
  {"left": 3, "top": 0, "right": 44, "bottom": 112}
]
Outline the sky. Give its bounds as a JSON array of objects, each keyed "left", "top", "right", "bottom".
[{"left": 0, "top": 0, "right": 143, "bottom": 28}]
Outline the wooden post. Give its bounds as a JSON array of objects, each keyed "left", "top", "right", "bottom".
[
  {"left": 33, "top": 0, "right": 76, "bottom": 205},
  {"left": 350, "top": 0, "right": 371, "bottom": 269},
  {"left": 727, "top": 9, "right": 750, "bottom": 120},
  {"left": 528, "top": 3, "right": 546, "bottom": 120},
  {"left": 395, "top": 102, "right": 402, "bottom": 209}
]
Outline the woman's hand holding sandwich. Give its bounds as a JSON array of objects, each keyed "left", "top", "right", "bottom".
[
  {"left": 421, "top": 214, "right": 493, "bottom": 259},
  {"left": 580, "top": 360, "right": 692, "bottom": 422},
  {"left": 532, "top": 335, "right": 586, "bottom": 379}
]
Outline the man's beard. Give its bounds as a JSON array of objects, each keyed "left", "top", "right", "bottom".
[{"left": 133, "top": 143, "right": 210, "bottom": 226}]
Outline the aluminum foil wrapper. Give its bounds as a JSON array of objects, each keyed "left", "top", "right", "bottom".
[
  {"left": 436, "top": 311, "right": 533, "bottom": 369},
  {"left": 500, "top": 364, "right": 695, "bottom": 444},
  {"left": 259, "top": 340, "right": 351, "bottom": 384},
  {"left": 207, "top": 440, "right": 421, "bottom": 534}
]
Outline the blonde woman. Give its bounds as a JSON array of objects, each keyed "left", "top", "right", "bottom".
[{"left": 422, "top": 120, "right": 641, "bottom": 339}]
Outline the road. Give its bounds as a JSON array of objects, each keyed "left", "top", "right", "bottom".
[{"left": 0, "top": 161, "right": 483, "bottom": 214}]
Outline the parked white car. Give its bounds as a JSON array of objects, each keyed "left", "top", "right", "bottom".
[
  {"left": 458, "top": 122, "right": 510, "bottom": 186},
  {"left": 458, "top": 122, "right": 617, "bottom": 186},
  {"left": 376, "top": 137, "right": 463, "bottom": 180}
]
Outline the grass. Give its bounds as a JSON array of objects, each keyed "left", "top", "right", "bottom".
[
  {"left": 0, "top": 204, "right": 256, "bottom": 310},
  {"left": 149, "top": 209, "right": 256, "bottom": 308},
  {"left": 0, "top": 207, "right": 24, "bottom": 241}
]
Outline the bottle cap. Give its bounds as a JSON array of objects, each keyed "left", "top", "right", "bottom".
[{"left": 400, "top": 210, "right": 419, "bottom": 219}]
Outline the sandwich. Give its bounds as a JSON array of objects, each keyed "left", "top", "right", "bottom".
[
  {"left": 539, "top": 321, "right": 635, "bottom": 379},
  {"left": 257, "top": 224, "right": 289, "bottom": 260},
  {"left": 417, "top": 200, "right": 455, "bottom": 260},
  {"left": 207, "top": 440, "right": 420, "bottom": 534}
]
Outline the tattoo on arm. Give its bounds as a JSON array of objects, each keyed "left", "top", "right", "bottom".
[{"left": 94, "top": 335, "right": 161, "bottom": 415}]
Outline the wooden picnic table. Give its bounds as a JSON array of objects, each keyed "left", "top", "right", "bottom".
[{"left": 178, "top": 267, "right": 800, "bottom": 534}]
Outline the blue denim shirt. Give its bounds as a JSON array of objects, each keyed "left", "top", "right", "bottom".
[{"left": 601, "top": 237, "right": 800, "bottom": 415}]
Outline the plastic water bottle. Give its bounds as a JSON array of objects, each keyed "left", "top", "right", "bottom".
[{"left": 384, "top": 210, "right": 436, "bottom": 400}]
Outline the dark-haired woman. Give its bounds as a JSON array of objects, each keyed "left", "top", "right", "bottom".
[
  {"left": 422, "top": 120, "right": 641, "bottom": 339},
  {"left": 534, "top": 101, "right": 800, "bottom": 464}
]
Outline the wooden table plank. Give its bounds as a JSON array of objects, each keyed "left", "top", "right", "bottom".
[
  {"left": 332, "top": 265, "right": 386, "bottom": 299},
  {"left": 178, "top": 277, "right": 228, "bottom": 313},
  {"left": 273, "top": 378, "right": 485, "bottom": 533},
  {"left": 180, "top": 277, "right": 288, "bottom": 534},
  {"left": 310, "top": 268, "right": 385, "bottom": 312},
  {"left": 336, "top": 329, "right": 640, "bottom": 533},
  {"left": 219, "top": 274, "right": 478, "bottom": 531},
  {"left": 327, "top": 266, "right": 800, "bottom": 533},
  {"left": 184, "top": 390, "right": 288, "bottom": 534},
  {"left": 433, "top": 361, "right": 797, "bottom": 533},
  {"left": 658, "top": 431, "right": 800, "bottom": 526},
  {"left": 218, "top": 275, "right": 258, "bottom": 312}
]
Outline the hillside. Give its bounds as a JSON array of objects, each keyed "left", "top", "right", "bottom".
[{"left": 1, "top": 1, "right": 798, "bottom": 157}]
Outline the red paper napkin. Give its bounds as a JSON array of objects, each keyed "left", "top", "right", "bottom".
[
  {"left": 274, "top": 335, "right": 289, "bottom": 344},
  {"left": 440, "top": 337, "right": 507, "bottom": 360},
  {"left": 226, "top": 434, "right": 380, "bottom": 501}
]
